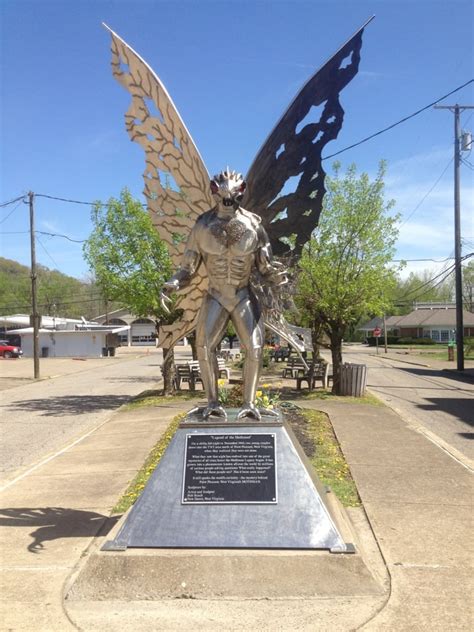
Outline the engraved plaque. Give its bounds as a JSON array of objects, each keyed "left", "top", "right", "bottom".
[{"left": 182, "top": 433, "right": 277, "bottom": 504}]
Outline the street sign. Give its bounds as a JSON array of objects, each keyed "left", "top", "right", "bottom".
[{"left": 374, "top": 327, "right": 382, "bottom": 337}]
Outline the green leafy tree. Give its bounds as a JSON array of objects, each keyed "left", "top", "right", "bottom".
[
  {"left": 83, "top": 189, "right": 176, "bottom": 392},
  {"left": 296, "top": 162, "right": 400, "bottom": 393},
  {"left": 390, "top": 268, "right": 454, "bottom": 314},
  {"left": 462, "top": 259, "right": 474, "bottom": 312}
]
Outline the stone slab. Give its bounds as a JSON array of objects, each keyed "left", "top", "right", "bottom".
[
  {"left": 65, "top": 595, "right": 386, "bottom": 632},
  {"left": 103, "top": 423, "right": 351, "bottom": 551},
  {"left": 348, "top": 463, "right": 472, "bottom": 505},
  {"left": 363, "top": 565, "right": 473, "bottom": 631},
  {"left": 363, "top": 501, "right": 473, "bottom": 567},
  {"left": 69, "top": 548, "right": 383, "bottom": 600}
]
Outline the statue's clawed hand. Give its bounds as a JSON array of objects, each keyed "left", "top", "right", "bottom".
[{"left": 160, "top": 279, "right": 180, "bottom": 314}]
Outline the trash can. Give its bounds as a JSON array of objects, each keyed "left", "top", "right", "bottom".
[
  {"left": 102, "top": 347, "right": 108, "bottom": 357},
  {"left": 108, "top": 347, "right": 116, "bottom": 357},
  {"left": 448, "top": 342, "right": 455, "bottom": 361},
  {"left": 340, "top": 363, "right": 367, "bottom": 397},
  {"left": 41, "top": 347, "right": 49, "bottom": 358}
]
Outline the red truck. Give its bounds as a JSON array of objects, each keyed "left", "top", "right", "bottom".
[{"left": 0, "top": 340, "right": 23, "bottom": 358}]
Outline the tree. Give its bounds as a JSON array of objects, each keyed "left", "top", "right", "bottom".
[
  {"left": 390, "top": 268, "right": 454, "bottom": 314},
  {"left": 462, "top": 259, "right": 474, "bottom": 312},
  {"left": 83, "top": 189, "right": 176, "bottom": 392},
  {"left": 295, "top": 162, "right": 400, "bottom": 393}
]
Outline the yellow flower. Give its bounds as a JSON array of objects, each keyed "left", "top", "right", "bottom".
[
  {"left": 218, "top": 379, "right": 226, "bottom": 386},
  {"left": 262, "top": 383, "right": 270, "bottom": 389},
  {"left": 256, "top": 390, "right": 263, "bottom": 397}
]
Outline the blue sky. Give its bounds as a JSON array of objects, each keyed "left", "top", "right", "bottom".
[{"left": 1, "top": 0, "right": 473, "bottom": 284}]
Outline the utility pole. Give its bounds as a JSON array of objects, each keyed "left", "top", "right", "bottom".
[
  {"left": 434, "top": 103, "right": 474, "bottom": 371},
  {"left": 29, "top": 191, "right": 40, "bottom": 379}
]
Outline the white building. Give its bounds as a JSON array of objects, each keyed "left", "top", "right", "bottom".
[
  {"left": 0, "top": 314, "right": 130, "bottom": 358},
  {"left": 94, "top": 308, "right": 156, "bottom": 346}
]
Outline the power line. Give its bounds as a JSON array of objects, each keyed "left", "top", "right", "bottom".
[
  {"left": 2, "top": 230, "right": 86, "bottom": 242},
  {"left": 35, "top": 193, "right": 96, "bottom": 205},
  {"left": 396, "top": 252, "right": 473, "bottom": 302},
  {"left": 36, "top": 236, "right": 60, "bottom": 270},
  {"left": 400, "top": 157, "right": 453, "bottom": 226},
  {"left": 35, "top": 193, "right": 147, "bottom": 209},
  {"left": 392, "top": 256, "right": 455, "bottom": 263},
  {"left": 0, "top": 195, "right": 26, "bottom": 208},
  {"left": 0, "top": 200, "right": 25, "bottom": 225},
  {"left": 322, "top": 79, "right": 474, "bottom": 161}
]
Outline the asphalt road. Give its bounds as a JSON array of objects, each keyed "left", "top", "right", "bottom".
[
  {"left": 340, "top": 345, "right": 474, "bottom": 464},
  {"left": 0, "top": 350, "right": 170, "bottom": 484}
]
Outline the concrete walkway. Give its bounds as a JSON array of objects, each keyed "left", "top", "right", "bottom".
[{"left": 1, "top": 391, "right": 472, "bottom": 630}]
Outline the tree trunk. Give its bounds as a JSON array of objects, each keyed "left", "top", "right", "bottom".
[
  {"left": 162, "top": 346, "right": 175, "bottom": 395},
  {"left": 188, "top": 332, "right": 198, "bottom": 361},
  {"left": 329, "top": 326, "right": 344, "bottom": 394}
]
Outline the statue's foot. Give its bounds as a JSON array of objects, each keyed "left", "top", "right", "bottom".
[
  {"left": 260, "top": 406, "right": 279, "bottom": 417},
  {"left": 237, "top": 403, "right": 261, "bottom": 421},
  {"left": 202, "top": 403, "right": 227, "bottom": 420}
]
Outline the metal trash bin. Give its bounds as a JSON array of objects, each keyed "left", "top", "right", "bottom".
[
  {"left": 41, "top": 347, "right": 49, "bottom": 358},
  {"left": 340, "top": 363, "right": 367, "bottom": 397},
  {"left": 108, "top": 347, "right": 116, "bottom": 357},
  {"left": 102, "top": 347, "right": 109, "bottom": 357}
]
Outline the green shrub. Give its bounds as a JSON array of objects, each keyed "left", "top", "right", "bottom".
[{"left": 397, "top": 337, "right": 436, "bottom": 345}]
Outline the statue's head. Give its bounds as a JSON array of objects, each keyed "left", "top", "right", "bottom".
[{"left": 210, "top": 169, "right": 246, "bottom": 210}]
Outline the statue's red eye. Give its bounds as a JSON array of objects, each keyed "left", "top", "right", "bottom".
[
  {"left": 210, "top": 181, "right": 219, "bottom": 194},
  {"left": 239, "top": 182, "right": 247, "bottom": 192}
]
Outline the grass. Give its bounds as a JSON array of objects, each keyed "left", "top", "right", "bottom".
[
  {"left": 270, "top": 384, "right": 384, "bottom": 406},
  {"left": 288, "top": 408, "right": 361, "bottom": 507},
  {"left": 113, "top": 412, "right": 185, "bottom": 514},
  {"left": 123, "top": 388, "right": 202, "bottom": 410}
]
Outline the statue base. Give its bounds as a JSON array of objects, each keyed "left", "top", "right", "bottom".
[{"left": 102, "top": 410, "right": 354, "bottom": 552}]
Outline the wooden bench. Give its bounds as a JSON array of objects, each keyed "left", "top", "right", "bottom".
[
  {"left": 282, "top": 357, "right": 307, "bottom": 378},
  {"left": 217, "top": 357, "right": 230, "bottom": 380},
  {"left": 295, "top": 363, "right": 333, "bottom": 390},
  {"left": 174, "top": 364, "right": 203, "bottom": 390}
]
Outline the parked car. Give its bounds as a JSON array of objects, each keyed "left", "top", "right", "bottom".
[{"left": 0, "top": 340, "right": 23, "bottom": 358}]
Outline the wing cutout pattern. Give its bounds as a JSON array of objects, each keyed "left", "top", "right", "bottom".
[
  {"left": 243, "top": 21, "right": 371, "bottom": 258},
  {"left": 106, "top": 25, "right": 214, "bottom": 347}
]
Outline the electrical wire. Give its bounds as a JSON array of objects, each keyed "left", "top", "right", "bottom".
[
  {"left": 34, "top": 193, "right": 147, "bottom": 209},
  {"left": 35, "top": 193, "right": 96, "bottom": 205},
  {"left": 0, "top": 200, "right": 25, "bottom": 225},
  {"left": 36, "top": 236, "right": 60, "bottom": 270},
  {"left": 400, "top": 157, "right": 454, "bottom": 226},
  {"left": 0, "top": 195, "right": 26, "bottom": 208},
  {"left": 395, "top": 252, "right": 473, "bottom": 301},
  {"left": 322, "top": 79, "right": 474, "bottom": 161},
  {"left": 1, "top": 230, "right": 86, "bottom": 242}
]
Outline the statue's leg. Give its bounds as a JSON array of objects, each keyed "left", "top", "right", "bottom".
[
  {"left": 195, "top": 295, "right": 229, "bottom": 418},
  {"left": 231, "top": 295, "right": 264, "bottom": 420}
]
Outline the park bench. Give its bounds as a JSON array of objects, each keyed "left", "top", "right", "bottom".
[
  {"left": 295, "top": 362, "right": 333, "bottom": 390},
  {"left": 173, "top": 363, "right": 203, "bottom": 390},
  {"left": 282, "top": 357, "right": 307, "bottom": 378}
]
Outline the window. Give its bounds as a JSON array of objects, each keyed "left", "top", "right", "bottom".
[
  {"left": 430, "top": 330, "right": 440, "bottom": 342},
  {"left": 440, "top": 330, "right": 450, "bottom": 343}
]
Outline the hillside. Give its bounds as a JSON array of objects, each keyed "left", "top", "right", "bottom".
[{"left": 0, "top": 257, "right": 108, "bottom": 319}]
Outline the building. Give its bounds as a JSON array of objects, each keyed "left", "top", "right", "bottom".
[
  {"left": 359, "top": 304, "right": 474, "bottom": 343},
  {"left": 93, "top": 308, "right": 157, "bottom": 346},
  {"left": 0, "top": 314, "right": 130, "bottom": 358}
]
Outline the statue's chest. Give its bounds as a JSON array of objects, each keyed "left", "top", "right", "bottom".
[{"left": 200, "top": 219, "right": 258, "bottom": 255}]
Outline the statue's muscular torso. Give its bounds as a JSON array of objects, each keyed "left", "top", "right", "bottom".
[{"left": 171, "top": 207, "right": 278, "bottom": 313}]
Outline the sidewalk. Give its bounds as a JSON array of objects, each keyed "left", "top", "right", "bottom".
[{"left": 1, "top": 391, "right": 472, "bottom": 630}]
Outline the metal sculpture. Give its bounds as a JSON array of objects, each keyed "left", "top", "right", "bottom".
[{"left": 104, "top": 20, "right": 370, "bottom": 419}]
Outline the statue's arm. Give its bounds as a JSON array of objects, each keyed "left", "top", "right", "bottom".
[
  {"left": 164, "top": 226, "right": 202, "bottom": 292},
  {"left": 255, "top": 225, "right": 288, "bottom": 286}
]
